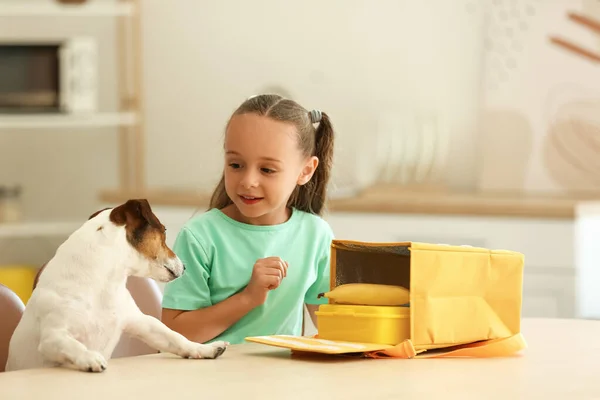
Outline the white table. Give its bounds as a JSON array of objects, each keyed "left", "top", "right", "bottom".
[{"left": 0, "top": 318, "right": 598, "bottom": 399}]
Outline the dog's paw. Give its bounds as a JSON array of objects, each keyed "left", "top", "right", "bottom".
[
  {"left": 72, "top": 350, "right": 107, "bottom": 373},
  {"left": 183, "top": 341, "right": 229, "bottom": 360},
  {"left": 207, "top": 341, "right": 228, "bottom": 359}
]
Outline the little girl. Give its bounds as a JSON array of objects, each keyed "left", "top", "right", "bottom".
[{"left": 161, "top": 94, "right": 336, "bottom": 345}]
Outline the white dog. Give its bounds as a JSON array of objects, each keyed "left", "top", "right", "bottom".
[{"left": 5, "top": 199, "right": 227, "bottom": 373}]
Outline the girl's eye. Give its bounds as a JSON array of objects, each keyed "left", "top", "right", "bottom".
[
  {"left": 261, "top": 168, "right": 276, "bottom": 174},
  {"left": 228, "top": 163, "right": 241, "bottom": 169}
]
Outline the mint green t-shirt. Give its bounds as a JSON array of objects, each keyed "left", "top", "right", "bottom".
[{"left": 161, "top": 207, "right": 334, "bottom": 344}]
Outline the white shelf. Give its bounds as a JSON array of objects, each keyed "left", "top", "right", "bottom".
[
  {"left": 0, "top": 221, "right": 80, "bottom": 239},
  {"left": 0, "top": 2, "right": 134, "bottom": 17},
  {"left": 0, "top": 112, "right": 138, "bottom": 129}
]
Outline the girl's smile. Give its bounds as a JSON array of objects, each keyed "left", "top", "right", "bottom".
[{"left": 239, "top": 195, "right": 263, "bottom": 205}]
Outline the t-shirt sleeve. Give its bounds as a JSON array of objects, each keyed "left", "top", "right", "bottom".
[
  {"left": 304, "top": 224, "right": 335, "bottom": 305},
  {"left": 161, "top": 227, "right": 213, "bottom": 311}
]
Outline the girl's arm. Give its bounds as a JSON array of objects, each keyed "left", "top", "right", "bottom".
[
  {"left": 162, "top": 291, "right": 255, "bottom": 344},
  {"left": 162, "top": 256, "right": 288, "bottom": 343}
]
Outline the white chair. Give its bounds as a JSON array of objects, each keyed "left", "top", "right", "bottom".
[
  {"left": 0, "top": 283, "right": 25, "bottom": 372},
  {"left": 111, "top": 276, "right": 163, "bottom": 358}
]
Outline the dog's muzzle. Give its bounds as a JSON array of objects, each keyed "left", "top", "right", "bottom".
[
  {"left": 163, "top": 257, "right": 184, "bottom": 279},
  {"left": 165, "top": 266, "right": 179, "bottom": 279}
]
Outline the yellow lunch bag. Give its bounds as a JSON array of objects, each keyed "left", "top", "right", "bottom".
[{"left": 246, "top": 240, "right": 526, "bottom": 359}]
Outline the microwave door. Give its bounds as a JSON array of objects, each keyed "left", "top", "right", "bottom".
[
  {"left": 59, "top": 37, "right": 98, "bottom": 113},
  {"left": 0, "top": 44, "right": 60, "bottom": 113}
]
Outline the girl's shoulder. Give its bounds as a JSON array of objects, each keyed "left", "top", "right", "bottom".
[
  {"left": 174, "top": 209, "right": 239, "bottom": 257},
  {"left": 292, "top": 209, "right": 335, "bottom": 241},
  {"left": 180, "top": 208, "right": 229, "bottom": 236}
]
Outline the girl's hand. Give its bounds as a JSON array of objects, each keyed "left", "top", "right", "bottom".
[{"left": 242, "top": 257, "right": 288, "bottom": 307}]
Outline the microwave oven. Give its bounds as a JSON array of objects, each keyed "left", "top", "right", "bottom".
[{"left": 0, "top": 37, "right": 97, "bottom": 114}]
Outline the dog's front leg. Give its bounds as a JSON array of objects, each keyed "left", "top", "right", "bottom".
[
  {"left": 38, "top": 328, "right": 107, "bottom": 372},
  {"left": 124, "top": 313, "right": 228, "bottom": 359}
]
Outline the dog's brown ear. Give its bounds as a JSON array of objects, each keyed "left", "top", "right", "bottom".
[
  {"left": 88, "top": 207, "right": 111, "bottom": 220},
  {"left": 109, "top": 199, "right": 155, "bottom": 226},
  {"left": 110, "top": 199, "right": 160, "bottom": 246}
]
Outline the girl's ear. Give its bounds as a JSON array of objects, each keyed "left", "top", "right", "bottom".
[{"left": 297, "top": 156, "right": 319, "bottom": 185}]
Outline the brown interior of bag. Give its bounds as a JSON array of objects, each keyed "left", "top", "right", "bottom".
[{"left": 333, "top": 243, "right": 411, "bottom": 289}]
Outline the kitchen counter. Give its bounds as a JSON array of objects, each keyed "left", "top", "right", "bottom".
[{"left": 99, "top": 184, "right": 594, "bottom": 219}]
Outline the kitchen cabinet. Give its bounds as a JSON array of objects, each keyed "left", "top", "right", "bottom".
[{"left": 152, "top": 206, "right": 576, "bottom": 320}]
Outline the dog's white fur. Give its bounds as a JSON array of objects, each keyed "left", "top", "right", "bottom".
[{"left": 5, "top": 204, "right": 227, "bottom": 372}]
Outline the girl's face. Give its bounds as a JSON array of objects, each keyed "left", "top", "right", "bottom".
[{"left": 223, "top": 113, "right": 317, "bottom": 225}]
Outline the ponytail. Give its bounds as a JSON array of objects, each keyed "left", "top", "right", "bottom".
[{"left": 288, "top": 112, "right": 334, "bottom": 216}]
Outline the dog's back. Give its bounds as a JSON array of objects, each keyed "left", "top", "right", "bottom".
[{"left": 5, "top": 210, "right": 127, "bottom": 371}]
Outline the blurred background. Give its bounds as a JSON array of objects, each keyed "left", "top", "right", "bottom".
[{"left": 1, "top": 0, "right": 600, "bottom": 324}]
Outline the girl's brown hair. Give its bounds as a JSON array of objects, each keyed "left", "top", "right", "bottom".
[{"left": 209, "top": 94, "right": 334, "bottom": 216}]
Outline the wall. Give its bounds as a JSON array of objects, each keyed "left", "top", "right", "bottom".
[
  {"left": 478, "top": 0, "right": 600, "bottom": 194},
  {"left": 142, "top": 0, "right": 485, "bottom": 193},
  {"left": 0, "top": 0, "right": 485, "bottom": 222}
]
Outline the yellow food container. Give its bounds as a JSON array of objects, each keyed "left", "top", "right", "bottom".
[
  {"left": 315, "top": 304, "right": 410, "bottom": 345},
  {"left": 0, "top": 265, "right": 38, "bottom": 304}
]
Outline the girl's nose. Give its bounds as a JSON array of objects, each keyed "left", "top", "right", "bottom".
[{"left": 240, "top": 170, "right": 259, "bottom": 189}]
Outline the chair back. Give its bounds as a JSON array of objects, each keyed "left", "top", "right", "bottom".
[
  {"left": 0, "top": 283, "right": 25, "bottom": 372},
  {"left": 111, "top": 276, "right": 163, "bottom": 358}
]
